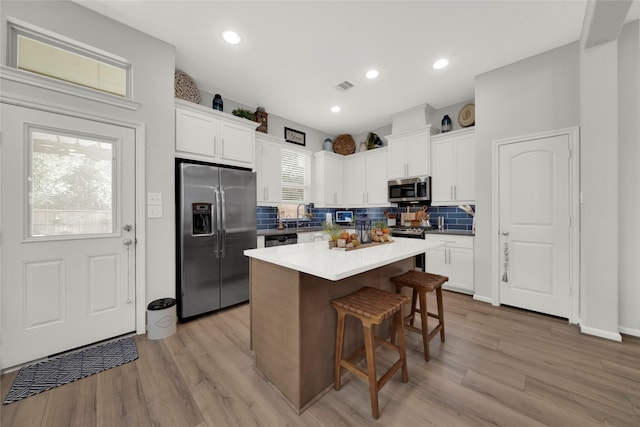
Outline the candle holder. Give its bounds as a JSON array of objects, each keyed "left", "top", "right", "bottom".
[{"left": 356, "top": 217, "right": 372, "bottom": 244}]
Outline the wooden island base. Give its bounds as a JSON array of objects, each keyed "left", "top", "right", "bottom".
[{"left": 249, "top": 257, "right": 413, "bottom": 413}]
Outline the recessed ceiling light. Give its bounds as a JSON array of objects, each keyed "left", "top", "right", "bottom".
[
  {"left": 433, "top": 58, "right": 449, "bottom": 70},
  {"left": 331, "top": 106, "right": 341, "bottom": 113},
  {"left": 222, "top": 30, "right": 242, "bottom": 45},
  {"left": 365, "top": 69, "right": 379, "bottom": 79}
]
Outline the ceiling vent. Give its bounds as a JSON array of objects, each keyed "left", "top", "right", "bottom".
[{"left": 335, "top": 81, "right": 354, "bottom": 92}]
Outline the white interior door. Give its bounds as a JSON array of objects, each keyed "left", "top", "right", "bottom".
[
  {"left": 498, "top": 134, "right": 570, "bottom": 318},
  {"left": 1, "top": 104, "right": 136, "bottom": 369}
]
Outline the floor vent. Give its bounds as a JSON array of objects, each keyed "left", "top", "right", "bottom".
[{"left": 335, "top": 81, "right": 354, "bottom": 91}]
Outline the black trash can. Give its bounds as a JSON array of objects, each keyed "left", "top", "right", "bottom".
[{"left": 146, "top": 298, "right": 177, "bottom": 340}]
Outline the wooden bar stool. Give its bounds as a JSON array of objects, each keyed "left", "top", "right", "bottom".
[
  {"left": 331, "top": 287, "right": 409, "bottom": 419},
  {"left": 390, "top": 270, "right": 448, "bottom": 361}
]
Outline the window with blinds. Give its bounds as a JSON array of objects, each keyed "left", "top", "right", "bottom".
[
  {"left": 281, "top": 148, "right": 310, "bottom": 202},
  {"left": 8, "top": 23, "right": 130, "bottom": 98}
]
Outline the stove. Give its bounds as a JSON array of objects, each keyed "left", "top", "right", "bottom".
[
  {"left": 390, "top": 225, "right": 433, "bottom": 239},
  {"left": 389, "top": 225, "right": 431, "bottom": 271}
]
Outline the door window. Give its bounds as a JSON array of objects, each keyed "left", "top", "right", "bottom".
[{"left": 29, "top": 129, "right": 116, "bottom": 237}]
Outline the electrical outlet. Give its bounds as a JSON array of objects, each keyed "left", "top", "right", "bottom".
[
  {"left": 148, "top": 206, "right": 163, "bottom": 218},
  {"left": 147, "top": 192, "right": 162, "bottom": 205}
]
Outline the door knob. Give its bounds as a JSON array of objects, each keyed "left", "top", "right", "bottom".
[
  {"left": 502, "top": 231, "right": 509, "bottom": 236},
  {"left": 123, "top": 238, "right": 133, "bottom": 246}
]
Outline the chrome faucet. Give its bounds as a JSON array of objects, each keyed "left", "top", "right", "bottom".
[{"left": 296, "top": 204, "right": 305, "bottom": 229}]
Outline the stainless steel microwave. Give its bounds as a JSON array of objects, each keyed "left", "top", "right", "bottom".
[{"left": 388, "top": 176, "right": 432, "bottom": 205}]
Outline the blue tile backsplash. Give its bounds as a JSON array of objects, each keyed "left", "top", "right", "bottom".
[{"left": 257, "top": 205, "right": 475, "bottom": 231}]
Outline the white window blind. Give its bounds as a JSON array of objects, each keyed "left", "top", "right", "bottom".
[
  {"left": 281, "top": 148, "right": 310, "bottom": 202},
  {"left": 9, "top": 23, "right": 130, "bottom": 98}
]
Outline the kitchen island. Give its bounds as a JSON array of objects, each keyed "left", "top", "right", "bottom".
[{"left": 243, "top": 238, "right": 439, "bottom": 413}]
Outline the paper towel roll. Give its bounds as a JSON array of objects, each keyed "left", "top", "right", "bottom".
[{"left": 325, "top": 212, "right": 332, "bottom": 224}]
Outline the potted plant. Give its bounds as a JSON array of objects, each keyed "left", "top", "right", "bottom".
[
  {"left": 322, "top": 221, "right": 342, "bottom": 248},
  {"left": 232, "top": 108, "right": 256, "bottom": 121}
]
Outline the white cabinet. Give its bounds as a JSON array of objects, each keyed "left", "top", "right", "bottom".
[
  {"left": 175, "top": 99, "right": 257, "bottom": 168},
  {"left": 431, "top": 128, "right": 475, "bottom": 205},
  {"left": 343, "top": 148, "right": 389, "bottom": 207},
  {"left": 255, "top": 134, "right": 283, "bottom": 206},
  {"left": 424, "top": 234, "right": 474, "bottom": 294},
  {"left": 386, "top": 126, "right": 435, "bottom": 179},
  {"left": 312, "top": 151, "right": 344, "bottom": 207},
  {"left": 297, "top": 231, "right": 327, "bottom": 243}
]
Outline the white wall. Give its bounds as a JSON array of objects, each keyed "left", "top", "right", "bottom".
[
  {"left": 580, "top": 39, "right": 620, "bottom": 338},
  {"left": 474, "top": 43, "right": 580, "bottom": 302},
  {"left": 200, "top": 90, "right": 333, "bottom": 152},
  {"left": 0, "top": 1, "right": 176, "bottom": 304},
  {"left": 618, "top": 19, "right": 640, "bottom": 335}
]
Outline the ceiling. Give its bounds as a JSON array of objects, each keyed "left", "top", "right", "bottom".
[{"left": 75, "top": 1, "right": 638, "bottom": 135}]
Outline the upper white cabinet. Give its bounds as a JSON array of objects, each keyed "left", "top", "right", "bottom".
[
  {"left": 343, "top": 148, "right": 389, "bottom": 207},
  {"left": 386, "top": 126, "right": 435, "bottom": 179},
  {"left": 255, "top": 133, "right": 283, "bottom": 206},
  {"left": 431, "top": 128, "right": 476, "bottom": 205},
  {"left": 175, "top": 99, "right": 257, "bottom": 168},
  {"left": 313, "top": 151, "right": 344, "bottom": 207}
]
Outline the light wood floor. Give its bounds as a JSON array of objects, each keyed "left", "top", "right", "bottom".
[{"left": 2, "top": 291, "right": 640, "bottom": 426}]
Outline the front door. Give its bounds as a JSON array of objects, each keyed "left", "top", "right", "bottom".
[
  {"left": 1, "top": 104, "right": 136, "bottom": 369},
  {"left": 498, "top": 134, "right": 571, "bottom": 318}
]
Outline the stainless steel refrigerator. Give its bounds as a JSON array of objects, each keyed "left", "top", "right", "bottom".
[{"left": 176, "top": 160, "right": 256, "bottom": 320}]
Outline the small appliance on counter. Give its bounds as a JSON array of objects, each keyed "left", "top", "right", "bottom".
[{"left": 335, "top": 210, "right": 354, "bottom": 224}]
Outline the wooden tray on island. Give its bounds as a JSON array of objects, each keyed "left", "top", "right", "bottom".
[{"left": 331, "top": 240, "right": 394, "bottom": 251}]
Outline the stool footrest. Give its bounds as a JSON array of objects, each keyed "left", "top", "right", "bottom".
[
  {"left": 340, "top": 357, "right": 407, "bottom": 392},
  {"left": 428, "top": 326, "right": 443, "bottom": 341}
]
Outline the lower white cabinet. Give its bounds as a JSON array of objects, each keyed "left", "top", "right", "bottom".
[
  {"left": 424, "top": 234, "right": 474, "bottom": 294},
  {"left": 297, "top": 231, "right": 327, "bottom": 243}
]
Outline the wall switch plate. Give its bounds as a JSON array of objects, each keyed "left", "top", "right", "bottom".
[
  {"left": 148, "top": 205, "right": 163, "bottom": 218},
  {"left": 147, "top": 192, "right": 162, "bottom": 205}
]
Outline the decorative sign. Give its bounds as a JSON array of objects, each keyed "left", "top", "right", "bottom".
[{"left": 285, "top": 127, "right": 306, "bottom": 146}]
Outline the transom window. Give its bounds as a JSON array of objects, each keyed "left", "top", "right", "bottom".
[
  {"left": 9, "top": 23, "right": 130, "bottom": 98},
  {"left": 29, "top": 130, "right": 116, "bottom": 237}
]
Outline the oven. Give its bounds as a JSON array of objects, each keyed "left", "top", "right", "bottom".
[{"left": 390, "top": 226, "right": 431, "bottom": 271}]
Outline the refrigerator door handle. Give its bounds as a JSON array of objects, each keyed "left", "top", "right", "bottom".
[
  {"left": 220, "top": 188, "right": 227, "bottom": 258},
  {"left": 214, "top": 187, "right": 221, "bottom": 258}
]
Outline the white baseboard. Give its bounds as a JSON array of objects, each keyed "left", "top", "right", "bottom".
[
  {"left": 618, "top": 326, "right": 640, "bottom": 338},
  {"left": 580, "top": 325, "right": 622, "bottom": 342},
  {"left": 472, "top": 294, "right": 494, "bottom": 305}
]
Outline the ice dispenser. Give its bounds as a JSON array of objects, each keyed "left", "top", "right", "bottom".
[{"left": 192, "top": 203, "right": 213, "bottom": 235}]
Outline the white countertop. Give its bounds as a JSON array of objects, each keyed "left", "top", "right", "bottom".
[{"left": 244, "top": 237, "right": 441, "bottom": 281}]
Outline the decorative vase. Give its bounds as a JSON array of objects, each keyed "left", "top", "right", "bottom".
[
  {"left": 323, "top": 138, "right": 333, "bottom": 151},
  {"left": 441, "top": 114, "right": 452, "bottom": 132},
  {"left": 212, "top": 94, "right": 223, "bottom": 111},
  {"left": 328, "top": 240, "right": 338, "bottom": 249}
]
